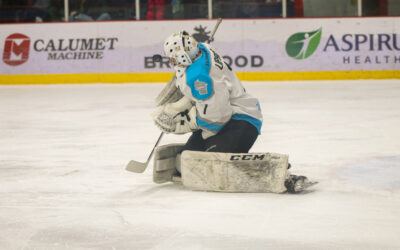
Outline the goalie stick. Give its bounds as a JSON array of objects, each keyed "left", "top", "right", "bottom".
[
  {"left": 126, "top": 18, "right": 223, "bottom": 173},
  {"left": 207, "top": 17, "right": 222, "bottom": 44},
  {"left": 125, "top": 132, "right": 164, "bottom": 173}
]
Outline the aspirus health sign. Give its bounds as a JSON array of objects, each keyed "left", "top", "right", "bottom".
[{"left": 285, "top": 27, "right": 400, "bottom": 69}]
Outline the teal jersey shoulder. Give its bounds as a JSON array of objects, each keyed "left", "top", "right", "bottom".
[{"left": 186, "top": 43, "right": 214, "bottom": 100}]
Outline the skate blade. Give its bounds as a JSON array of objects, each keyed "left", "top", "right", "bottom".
[{"left": 294, "top": 180, "right": 319, "bottom": 193}]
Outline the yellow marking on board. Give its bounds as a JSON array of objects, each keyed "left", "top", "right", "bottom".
[{"left": 0, "top": 71, "right": 399, "bottom": 85}]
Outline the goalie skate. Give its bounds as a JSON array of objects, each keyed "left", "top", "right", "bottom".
[{"left": 284, "top": 175, "right": 318, "bottom": 193}]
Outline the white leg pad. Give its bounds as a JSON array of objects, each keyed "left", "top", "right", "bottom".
[
  {"left": 153, "top": 143, "right": 185, "bottom": 184},
  {"left": 181, "top": 151, "right": 289, "bottom": 193}
]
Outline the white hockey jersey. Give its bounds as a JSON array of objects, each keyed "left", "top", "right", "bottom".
[{"left": 175, "top": 43, "right": 263, "bottom": 139}]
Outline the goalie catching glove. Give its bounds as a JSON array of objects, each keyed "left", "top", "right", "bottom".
[{"left": 152, "top": 96, "right": 199, "bottom": 134}]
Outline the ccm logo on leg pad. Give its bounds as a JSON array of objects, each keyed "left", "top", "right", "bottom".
[{"left": 230, "top": 154, "right": 266, "bottom": 161}]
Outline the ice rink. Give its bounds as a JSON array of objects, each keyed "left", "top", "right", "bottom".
[{"left": 1, "top": 80, "right": 400, "bottom": 250}]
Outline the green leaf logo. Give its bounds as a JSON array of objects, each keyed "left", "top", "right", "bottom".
[{"left": 285, "top": 28, "right": 322, "bottom": 60}]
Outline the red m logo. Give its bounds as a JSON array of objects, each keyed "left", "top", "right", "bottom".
[{"left": 3, "top": 33, "right": 30, "bottom": 66}]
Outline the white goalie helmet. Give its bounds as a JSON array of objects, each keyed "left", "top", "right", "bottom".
[{"left": 163, "top": 31, "right": 199, "bottom": 71}]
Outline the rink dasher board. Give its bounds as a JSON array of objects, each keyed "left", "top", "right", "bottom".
[{"left": 1, "top": 17, "right": 399, "bottom": 84}]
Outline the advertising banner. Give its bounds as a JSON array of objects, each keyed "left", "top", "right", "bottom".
[{"left": 0, "top": 18, "right": 399, "bottom": 83}]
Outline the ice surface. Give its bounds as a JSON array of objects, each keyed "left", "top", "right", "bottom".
[{"left": 1, "top": 80, "right": 400, "bottom": 250}]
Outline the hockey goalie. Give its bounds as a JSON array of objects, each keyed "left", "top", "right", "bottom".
[{"left": 151, "top": 31, "right": 316, "bottom": 193}]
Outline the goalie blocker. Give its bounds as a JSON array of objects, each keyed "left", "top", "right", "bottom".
[{"left": 153, "top": 144, "right": 294, "bottom": 193}]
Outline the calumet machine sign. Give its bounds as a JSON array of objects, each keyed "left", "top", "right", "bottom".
[{"left": 0, "top": 17, "right": 399, "bottom": 84}]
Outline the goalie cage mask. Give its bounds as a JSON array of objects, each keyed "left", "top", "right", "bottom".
[{"left": 163, "top": 31, "right": 199, "bottom": 69}]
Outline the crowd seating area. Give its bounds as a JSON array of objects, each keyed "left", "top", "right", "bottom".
[{"left": 0, "top": 0, "right": 396, "bottom": 23}]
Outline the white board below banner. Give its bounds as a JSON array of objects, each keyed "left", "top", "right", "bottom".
[{"left": 0, "top": 18, "right": 399, "bottom": 84}]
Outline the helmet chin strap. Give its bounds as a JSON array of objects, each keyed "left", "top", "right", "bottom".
[
  {"left": 174, "top": 65, "right": 186, "bottom": 78},
  {"left": 191, "top": 49, "right": 202, "bottom": 63},
  {"left": 174, "top": 47, "right": 201, "bottom": 75}
]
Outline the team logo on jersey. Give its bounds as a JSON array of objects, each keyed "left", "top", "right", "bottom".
[
  {"left": 3, "top": 33, "right": 31, "bottom": 66},
  {"left": 195, "top": 80, "right": 208, "bottom": 95},
  {"left": 285, "top": 28, "right": 322, "bottom": 60}
]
